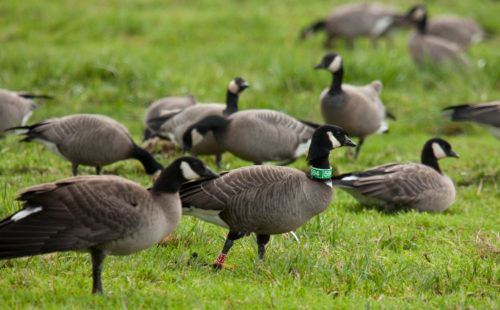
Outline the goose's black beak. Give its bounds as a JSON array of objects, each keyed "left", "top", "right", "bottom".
[
  {"left": 448, "top": 150, "right": 459, "bottom": 158},
  {"left": 344, "top": 136, "right": 356, "bottom": 147},
  {"left": 202, "top": 168, "right": 220, "bottom": 179}
]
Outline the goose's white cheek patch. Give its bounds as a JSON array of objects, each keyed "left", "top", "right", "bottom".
[
  {"left": 327, "top": 131, "right": 341, "bottom": 148},
  {"left": 328, "top": 56, "right": 342, "bottom": 72},
  {"left": 228, "top": 80, "right": 239, "bottom": 94},
  {"left": 432, "top": 142, "right": 447, "bottom": 159},
  {"left": 191, "top": 130, "right": 204, "bottom": 147},
  {"left": 180, "top": 161, "right": 200, "bottom": 180}
]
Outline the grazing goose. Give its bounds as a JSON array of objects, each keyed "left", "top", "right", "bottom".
[
  {"left": 301, "top": 3, "right": 408, "bottom": 48},
  {"left": 314, "top": 53, "right": 395, "bottom": 159},
  {"left": 182, "top": 110, "right": 317, "bottom": 165},
  {"left": 406, "top": 5, "right": 470, "bottom": 66},
  {"left": 0, "top": 89, "right": 51, "bottom": 133},
  {"left": 11, "top": 114, "right": 163, "bottom": 176},
  {"left": 157, "top": 77, "right": 248, "bottom": 168},
  {"left": 180, "top": 125, "right": 356, "bottom": 268},
  {"left": 332, "top": 138, "right": 459, "bottom": 213},
  {"left": 428, "top": 15, "right": 484, "bottom": 50},
  {"left": 143, "top": 94, "right": 196, "bottom": 141},
  {"left": 0, "top": 157, "right": 218, "bottom": 294},
  {"left": 442, "top": 101, "right": 500, "bottom": 139}
]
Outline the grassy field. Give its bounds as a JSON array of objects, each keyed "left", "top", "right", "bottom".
[{"left": 0, "top": 0, "right": 499, "bottom": 308}]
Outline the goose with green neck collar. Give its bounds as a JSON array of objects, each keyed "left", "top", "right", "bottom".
[{"left": 180, "top": 125, "right": 355, "bottom": 268}]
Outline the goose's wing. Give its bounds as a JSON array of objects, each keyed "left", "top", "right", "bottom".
[
  {"left": 0, "top": 176, "right": 146, "bottom": 259},
  {"left": 443, "top": 102, "right": 500, "bottom": 127},
  {"left": 332, "top": 163, "right": 441, "bottom": 204}
]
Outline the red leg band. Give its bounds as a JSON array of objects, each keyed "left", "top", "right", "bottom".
[{"left": 214, "top": 252, "right": 227, "bottom": 266}]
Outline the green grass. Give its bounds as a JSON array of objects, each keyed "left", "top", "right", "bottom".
[{"left": 0, "top": 0, "right": 499, "bottom": 308}]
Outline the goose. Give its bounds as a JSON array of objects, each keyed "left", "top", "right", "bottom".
[
  {"left": 182, "top": 110, "right": 317, "bottom": 165},
  {"left": 301, "top": 2, "right": 408, "bottom": 48},
  {"left": 0, "top": 89, "right": 52, "bottom": 133},
  {"left": 428, "top": 15, "right": 484, "bottom": 50},
  {"left": 314, "top": 53, "right": 395, "bottom": 159},
  {"left": 331, "top": 138, "right": 459, "bottom": 213},
  {"left": 143, "top": 94, "right": 196, "bottom": 141},
  {"left": 0, "top": 157, "right": 218, "bottom": 294},
  {"left": 180, "top": 125, "right": 356, "bottom": 268},
  {"left": 11, "top": 114, "right": 163, "bottom": 176},
  {"left": 442, "top": 101, "right": 500, "bottom": 139},
  {"left": 406, "top": 5, "right": 470, "bottom": 66},
  {"left": 157, "top": 77, "right": 249, "bottom": 168}
]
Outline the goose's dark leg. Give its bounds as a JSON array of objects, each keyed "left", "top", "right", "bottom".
[
  {"left": 213, "top": 230, "right": 245, "bottom": 270},
  {"left": 72, "top": 163, "right": 79, "bottom": 176},
  {"left": 277, "top": 158, "right": 297, "bottom": 166},
  {"left": 256, "top": 234, "right": 270, "bottom": 260},
  {"left": 90, "top": 247, "right": 107, "bottom": 295},
  {"left": 215, "top": 154, "right": 222, "bottom": 169},
  {"left": 95, "top": 166, "right": 101, "bottom": 175},
  {"left": 353, "top": 138, "right": 365, "bottom": 160}
]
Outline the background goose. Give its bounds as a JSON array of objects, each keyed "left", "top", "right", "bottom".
[
  {"left": 0, "top": 89, "right": 52, "bottom": 133},
  {"left": 406, "top": 5, "right": 470, "bottom": 66},
  {"left": 183, "top": 110, "right": 317, "bottom": 165},
  {"left": 157, "top": 77, "right": 248, "bottom": 167},
  {"left": 0, "top": 157, "right": 218, "bottom": 294},
  {"left": 143, "top": 94, "right": 196, "bottom": 141},
  {"left": 314, "top": 53, "right": 395, "bottom": 159},
  {"left": 427, "top": 15, "right": 484, "bottom": 50},
  {"left": 332, "top": 138, "right": 459, "bottom": 213},
  {"left": 11, "top": 114, "right": 163, "bottom": 176},
  {"left": 301, "top": 2, "right": 408, "bottom": 48},
  {"left": 442, "top": 101, "right": 500, "bottom": 139},
  {"left": 180, "top": 125, "right": 355, "bottom": 268}
]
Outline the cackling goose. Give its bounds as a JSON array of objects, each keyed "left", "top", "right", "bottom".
[
  {"left": 182, "top": 110, "right": 317, "bottom": 165},
  {"left": 180, "top": 125, "right": 355, "bottom": 268},
  {"left": 11, "top": 114, "right": 163, "bottom": 176},
  {"left": 314, "top": 53, "right": 395, "bottom": 159},
  {"left": 0, "top": 157, "right": 218, "bottom": 294},
  {"left": 332, "top": 138, "right": 459, "bottom": 213}
]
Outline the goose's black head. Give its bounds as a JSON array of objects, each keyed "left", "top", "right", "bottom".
[
  {"left": 152, "top": 156, "right": 219, "bottom": 193},
  {"left": 421, "top": 138, "right": 459, "bottom": 172},
  {"left": 314, "top": 53, "right": 343, "bottom": 73},
  {"left": 228, "top": 77, "right": 249, "bottom": 95},
  {"left": 405, "top": 5, "right": 427, "bottom": 33},
  {"left": 182, "top": 115, "right": 231, "bottom": 151},
  {"left": 307, "top": 125, "right": 356, "bottom": 166}
]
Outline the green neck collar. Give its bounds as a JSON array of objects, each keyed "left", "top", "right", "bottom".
[{"left": 310, "top": 166, "right": 332, "bottom": 179}]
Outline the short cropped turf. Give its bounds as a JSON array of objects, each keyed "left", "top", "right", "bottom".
[{"left": 0, "top": 0, "right": 498, "bottom": 308}]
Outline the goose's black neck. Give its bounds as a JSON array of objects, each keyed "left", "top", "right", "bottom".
[
  {"left": 223, "top": 91, "right": 239, "bottom": 115},
  {"left": 132, "top": 145, "right": 164, "bottom": 175},
  {"left": 421, "top": 146, "right": 441, "bottom": 173},
  {"left": 152, "top": 162, "right": 185, "bottom": 193},
  {"left": 327, "top": 68, "right": 343, "bottom": 96},
  {"left": 417, "top": 15, "right": 427, "bottom": 34},
  {"left": 308, "top": 155, "right": 332, "bottom": 183}
]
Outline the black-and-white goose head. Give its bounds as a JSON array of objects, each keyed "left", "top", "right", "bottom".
[
  {"left": 225, "top": 77, "right": 249, "bottom": 115},
  {"left": 315, "top": 53, "right": 344, "bottom": 95},
  {"left": 152, "top": 157, "right": 219, "bottom": 193},
  {"left": 307, "top": 125, "right": 356, "bottom": 169},
  {"left": 182, "top": 115, "right": 231, "bottom": 151},
  {"left": 315, "top": 53, "right": 343, "bottom": 73},
  {"left": 405, "top": 5, "right": 427, "bottom": 33},
  {"left": 421, "top": 138, "right": 459, "bottom": 173}
]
